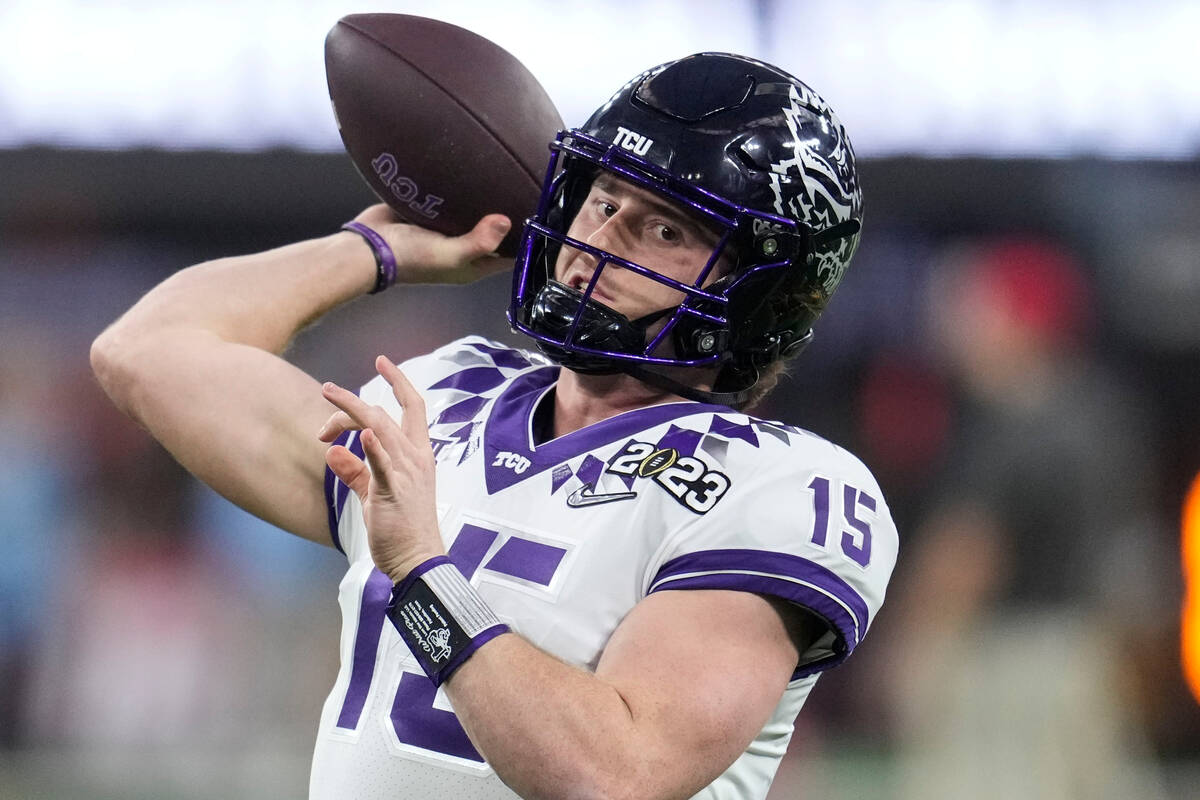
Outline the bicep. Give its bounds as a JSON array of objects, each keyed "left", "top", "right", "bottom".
[
  {"left": 594, "top": 589, "right": 815, "bottom": 794},
  {"left": 113, "top": 330, "right": 336, "bottom": 545}
]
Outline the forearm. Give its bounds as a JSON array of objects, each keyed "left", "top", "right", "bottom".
[{"left": 445, "top": 636, "right": 693, "bottom": 800}]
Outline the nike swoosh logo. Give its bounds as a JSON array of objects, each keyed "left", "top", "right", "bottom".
[{"left": 566, "top": 484, "right": 638, "bottom": 508}]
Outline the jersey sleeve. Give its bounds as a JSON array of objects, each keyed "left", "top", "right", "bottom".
[{"left": 644, "top": 438, "right": 898, "bottom": 679}]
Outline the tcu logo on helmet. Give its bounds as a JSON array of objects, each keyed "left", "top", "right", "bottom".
[{"left": 613, "top": 126, "right": 653, "bottom": 156}]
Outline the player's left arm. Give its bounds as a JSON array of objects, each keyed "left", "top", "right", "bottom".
[{"left": 449, "top": 588, "right": 821, "bottom": 800}]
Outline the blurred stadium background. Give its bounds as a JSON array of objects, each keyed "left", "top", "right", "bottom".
[{"left": 2, "top": 1, "right": 1198, "bottom": 797}]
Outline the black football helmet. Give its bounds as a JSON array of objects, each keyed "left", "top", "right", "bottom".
[{"left": 507, "top": 52, "right": 863, "bottom": 406}]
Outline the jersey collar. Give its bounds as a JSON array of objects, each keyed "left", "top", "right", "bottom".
[{"left": 483, "top": 367, "right": 732, "bottom": 494}]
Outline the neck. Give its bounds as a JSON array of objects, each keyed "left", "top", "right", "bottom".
[{"left": 550, "top": 369, "right": 693, "bottom": 440}]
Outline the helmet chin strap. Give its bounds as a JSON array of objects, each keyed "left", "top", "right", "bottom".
[
  {"left": 620, "top": 361, "right": 754, "bottom": 408},
  {"left": 531, "top": 282, "right": 756, "bottom": 406},
  {"left": 581, "top": 305, "right": 756, "bottom": 407}
]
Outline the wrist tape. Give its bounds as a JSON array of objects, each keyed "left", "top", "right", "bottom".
[
  {"left": 387, "top": 556, "right": 510, "bottom": 686},
  {"left": 341, "top": 221, "right": 397, "bottom": 294}
]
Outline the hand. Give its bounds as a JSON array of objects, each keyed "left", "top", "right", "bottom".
[
  {"left": 352, "top": 204, "right": 513, "bottom": 285},
  {"left": 318, "top": 355, "right": 445, "bottom": 582}
]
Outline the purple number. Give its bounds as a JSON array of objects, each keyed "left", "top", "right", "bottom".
[
  {"left": 391, "top": 673, "right": 484, "bottom": 762},
  {"left": 807, "top": 476, "right": 831, "bottom": 546},
  {"left": 841, "top": 484, "right": 875, "bottom": 568},
  {"left": 335, "top": 522, "right": 566, "bottom": 762},
  {"left": 807, "top": 475, "right": 875, "bottom": 568},
  {"left": 335, "top": 569, "right": 392, "bottom": 730}
]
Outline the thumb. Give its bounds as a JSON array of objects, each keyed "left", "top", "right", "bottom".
[
  {"left": 458, "top": 214, "right": 512, "bottom": 258},
  {"left": 326, "top": 445, "right": 371, "bottom": 503}
]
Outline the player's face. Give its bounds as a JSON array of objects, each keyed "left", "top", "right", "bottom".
[{"left": 554, "top": 173, "right": 726, "bottom": 323}]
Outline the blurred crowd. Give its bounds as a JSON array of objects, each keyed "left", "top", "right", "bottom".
[{"left": 1, "top": 163, "right": 1198, "bottom": 798}]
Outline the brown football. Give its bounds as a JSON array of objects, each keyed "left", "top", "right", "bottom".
[{"left": 325, "top": 14, "right": 564, "bottom": 257}]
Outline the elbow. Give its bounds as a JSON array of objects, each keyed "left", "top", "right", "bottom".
[
  {"left": 90, "top": 322, "right": 147, "bottom": 417},
  {"left": 567, "top": 775, "right": 672, "bottom": 800},
  {"left": 510, "top": 758, "right": 669, "bottom": 800}
]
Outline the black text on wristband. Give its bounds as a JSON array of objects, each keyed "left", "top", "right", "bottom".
[{"left": 387, "top": 556, "right": 510, "bottom": 686}]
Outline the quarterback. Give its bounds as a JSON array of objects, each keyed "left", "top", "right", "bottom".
[{"left": 92, "top": 54, "right": 897, "bottom": 799}]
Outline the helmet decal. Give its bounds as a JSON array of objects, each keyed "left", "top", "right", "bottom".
[{"left": 768, "top": 83, "right": 860, "bottom": 296}]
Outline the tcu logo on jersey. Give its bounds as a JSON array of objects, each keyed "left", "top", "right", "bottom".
[
  {"left": 613, "top": 126, "right": 653, "bottom": 156},
  {"left": 371, "top": 153, "right": 444, "bottom": 219},
  {"left": 492, "top": 450, "right": 531, "bottom": 475}
]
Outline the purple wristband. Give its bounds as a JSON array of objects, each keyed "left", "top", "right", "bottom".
[
  {"left": 341, "top": 221, "right": 397, "bottom": 294},
  {"left": 387, "top": 556, "right": 510, "bottom": 686}
]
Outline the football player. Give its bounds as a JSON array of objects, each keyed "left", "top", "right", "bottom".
[{"left": 92, "top": 53, "right": 897, "bottom": 799}]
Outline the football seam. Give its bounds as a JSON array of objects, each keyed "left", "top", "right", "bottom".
[{"left": 339, "top": 19, "right": 548, "bottom": 193}]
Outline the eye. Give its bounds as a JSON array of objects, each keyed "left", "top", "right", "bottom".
[
  {"left": 654, "top": 224, "right": 679, "bottom": 242},
  {"left": 598, "top": 201, "right": 617, "bottom": 218}
]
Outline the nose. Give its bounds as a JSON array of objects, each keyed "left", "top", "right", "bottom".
[
  {"left": 584, "top": 212, "right": 621, "bottom": 251},
  {"left": 582, "top": 211, "right": 632, "bottom": 269}
]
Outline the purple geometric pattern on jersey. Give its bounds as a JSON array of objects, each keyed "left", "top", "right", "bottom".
[
  {"left": 752, "top": 422, "right": 793, "bottom": 445},
  {"left": 448, "top": 524, "right": 499, "bottom": 579},
  {"left": 435, "top": 395, "right": 489, "bottom": 425},
  {"left": 464, "top": 340, "right": 534, "bottom": 371},
  {"left": 550, "top": 463, "right": 573, "bottom": 494},
  {"left": 648, "top": 548, "right": 869, "bottom": 677},
  {"left": 484, "top": 537, "right": 567, "bottom": 586},
  {"left": 446, "top": 347, "right": 495, "bottom": 368},
  {"left": 483, "top": 368, "right": 732, "bottom": 494},
  {"left": 391, "top": 672, "right": 484, "bottom": 762},
  {"left": 699, "top": 435, "right": 729, "bottom": 466},
  {"left": 449, "top": 422, "right": 477, "bottom": 443},
  {"left": 449, "top": 422, "right": 480, "bottom": 465},
  {"left": 708, "top": 415, "right": 759, "bottom": 448},
  {"left": 335, "top": 568, "right": 392, "bottom": 730},
  {"left": 429, "top": 366, "right": 509, "bottom": 394},
  {"left": 656, "top": 425, "right": 702, "bottom": 458},
  {"left": 575, "top": 454, "right": 604, "bottom": 487}
]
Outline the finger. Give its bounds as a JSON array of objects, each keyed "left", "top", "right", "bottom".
[
  {"left": 422, "top": 215, "right": 512, "bottom": 282},
  {"left": 321, "top": 382, "right": 406, "bottom": 454},
  {"left": 317, "top": 410, "right": 360, "bottom": 442},
  {"left": 374, "top": 357, "right": 430, "bottom": 444},
  {"left": 325, "top": 444, "right": 371, "bottom": 502},
  {"left": 359, "top": 427, "right": 396, "bottom": 494}
]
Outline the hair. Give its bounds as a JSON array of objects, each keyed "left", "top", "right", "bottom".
[{"left": 736, "top": 359, "right": 786, "bottom": 411}]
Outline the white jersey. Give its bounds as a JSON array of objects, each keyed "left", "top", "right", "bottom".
[{"left": 310, "top": 337, "right": 897, "bottom": 800}]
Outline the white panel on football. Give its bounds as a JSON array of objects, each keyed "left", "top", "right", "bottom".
[{"left": 0, "top": 0, "right": 1196, "bottom": 157}]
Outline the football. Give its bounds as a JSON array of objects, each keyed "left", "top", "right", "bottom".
[
  {"left": 325, "top": 14, "right": 564, "bottom": 257},
  {"left": 638, "top": 448, "right": 679, "bottom": 478}
]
